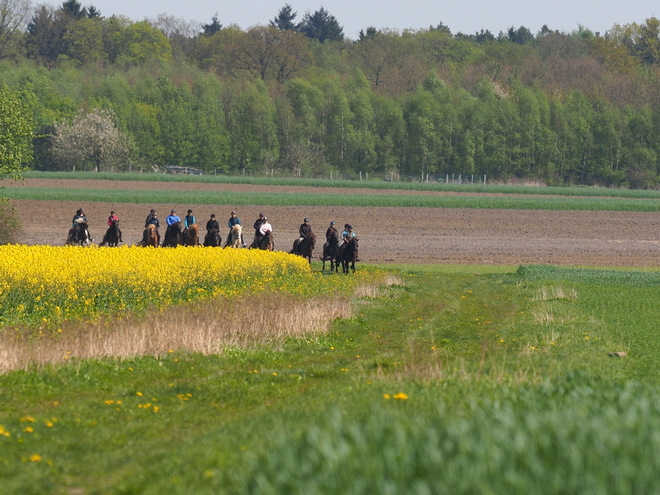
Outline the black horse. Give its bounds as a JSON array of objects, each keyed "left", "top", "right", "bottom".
[
  {"left": 257, "top": 231, "right": 274, "bottom": 251},
  {"left": 291, "top": 232, "right": 316, "bottom": 264},
  {"left": 339, "top": 237, "right": 359, "bottom": 274},
  {"left": 66, "top": 220, "right": 91, "bottom": 246},
  {"left": 203, "top": 228, "right": 222, "bottom": 247},
  {"left": 162, "top": 221, "right": 183, "bottom": 247},
  {"left": 322, "top": 230, "right": 340, "bottom": 272},
  {"left": 99, "top": 220, "right": 120, "bottom": 247}
]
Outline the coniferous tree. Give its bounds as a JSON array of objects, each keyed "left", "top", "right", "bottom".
[
  {"left": 297, "top": 7, "right": 343, "bottom": 43},
  {"left": 271, "top": 4, "right": 297, "bottom": 31}
]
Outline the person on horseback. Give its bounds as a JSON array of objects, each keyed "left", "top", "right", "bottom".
[
  {"left": 259, "top": 217, "right": 272, "bottom": 236},
  {"left": 145, "top": 209, "right": 157, "bottom": 228},
  {"left": 295, "top": 218, "right": 312, "bottom": 254},
  {"left": 206, "top": 213, "right": 219, "bottom": 233},
  {"left": 167, "top": 209, "right": 181, "bottom": 228},
  {"left": 147, "top": 213, "right": 160, "bottom": 230},
  {"left": 326, "top": 221, "right": 338, "bottom": 242},
  {"left": 341, "top": 224, "right": 359, "bottom": 262},
  {"left": 341, "top": 224, "right": 355, "bottom": 244},
  {"left": 228, "top": 211, "right": 246, "bottom": 247},
  {"left": 71, "top": 208, "right": 92, "bottom": 242},
  {"left": 252, "top": 212, "right": 265, "bottom": 247},
  {"left": 184, "top": 209, "right": 196, "bottom": 230},
  {"left": 107, "top": 211, "right": 123, "bottom": 243}
]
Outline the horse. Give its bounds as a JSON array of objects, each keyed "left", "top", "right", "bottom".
[
  {"left": 257, "top": 231, "right": 274, "bottom": 251},
  {"left": 66, "top": 219, "right": 91, "bottom": 246},
  {"left": 226, "top": 224, "right": 243, "bottom": 248},
  {"left": 339, "top": 237, "right": 359, "bottom": 274},
  {"left": 183, "top": 223, "right": 199, "bottom": 246},
  {"left": 162, "top": 221, "right": 183, "bottom": 247},
  {"left": 99, "top": 220, "right": 120, "bottom": 247},
  {"left": 291, "top": 232, "right": 316, "bottom": 264},
  {"left": 322, "top": 230, "right": 340, "bottom": 272},
  {"left": 203, "top": 228, "right": 222, "bottom": 247},
  {"left": 141, "top": 224, "right": 160, "bottom": 248}
]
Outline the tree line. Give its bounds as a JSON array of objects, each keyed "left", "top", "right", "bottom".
[{"left": 3, "top": 1, "right": 660, "bottom": 186}]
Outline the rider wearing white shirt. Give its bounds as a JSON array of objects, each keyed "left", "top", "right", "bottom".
[{"left": 259, "top": 218, "right": 272, "bottom": 236}]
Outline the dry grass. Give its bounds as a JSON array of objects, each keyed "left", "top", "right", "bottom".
[{"left": 0, "top": 292, "right": 354, "bottom": 372}]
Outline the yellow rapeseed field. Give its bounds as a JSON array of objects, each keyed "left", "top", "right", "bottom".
[{"left": 0, "top": 245, "right": 326, "bottom": 328}]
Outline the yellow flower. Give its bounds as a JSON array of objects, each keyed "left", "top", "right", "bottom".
[
  {"left": 29, "top": 454, "right": 42, "bottom": 462},
  {"left": 383, "top": 394, "right": 391, "bottom": 400},
  {"left": 393, "top": 393, "right": 409, "bottom": 400}
]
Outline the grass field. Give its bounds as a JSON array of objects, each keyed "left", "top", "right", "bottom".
[
  {"left": 20, "top": 170, "right": 660, "bottom": 200},
  {"left": 6, "top": 186, "right": 660, "bottom": 212},
  {"left": 2, "top": 263, "right": 660, "bottom": 493}
]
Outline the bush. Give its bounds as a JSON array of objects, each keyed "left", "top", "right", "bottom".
[{"left": 0, "top": 197, "right": 21, "bottom": 244}]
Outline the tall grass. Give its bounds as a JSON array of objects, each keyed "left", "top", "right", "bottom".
[{"left": 241, "top": 376, "right": 660, "bottom": 495}]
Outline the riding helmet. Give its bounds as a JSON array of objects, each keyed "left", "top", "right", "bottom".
[
  {"left": 304, "top": 218, "right": 310, "bottom": 222},
  {"left": 330, "top": 221, "right": 335, "bottom": 225}
]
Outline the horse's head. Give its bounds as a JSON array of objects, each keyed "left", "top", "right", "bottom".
[
  {"left": 190, "top": 224, "right": 198, "bottom": 235},
  {"left": 308, "top": 231, "right": 316, "bottom": 248},
  {"left": 232, "top": 224, "right": 242, "bottom": 234},
  {"left": 172, "top": 220, "right": 182, "bottom": 232}
]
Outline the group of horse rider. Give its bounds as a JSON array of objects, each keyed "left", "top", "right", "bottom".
[{"left": 70, "top": 207, "right": 356, "bottom": 250}]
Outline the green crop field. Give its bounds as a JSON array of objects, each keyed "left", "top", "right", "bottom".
[
  {"left": 2, "top": 262, "right": 660, "bottom": 493},
  {"left": 6, "top": 185, "right": 660, "bottom": 212},
  {"left": 20, "top": 170, "right": 660, "bottom": 200}
]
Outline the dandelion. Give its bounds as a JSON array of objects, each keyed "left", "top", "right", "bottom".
[
  {"left": 29, "top": 454, "right": 42, "bottom": 462},
  {"left": 393, "top": 393, "right": 409, "bottom": 400},
  {"left": 23, "top": 426, "right": 34, "bottom": 433},
  {"left": 383, "top": 394, "right": 391, "bottom": 399}
]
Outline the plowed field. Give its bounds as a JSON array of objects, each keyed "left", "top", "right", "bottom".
[{"left": 8, "top": 178, "right": 660, "bottom": 266}]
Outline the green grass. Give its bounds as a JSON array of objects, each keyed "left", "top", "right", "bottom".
[
  {"left": 3, "top": 265, "right": 660, "bottom": 493},
  {"left": 5, "top": 185, "right": 660, "bottom": 211},
  {"left": 21, "top": 170, "right": 660, "bottom": 200}
]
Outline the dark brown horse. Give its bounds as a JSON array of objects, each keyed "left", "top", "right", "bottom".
[
  {"left": 257, "top": 231, "right": 274, "bottom": 251},
  {"left": 322, "top": 230, "right": 340, "bottom": 272},
  {"left": 66, "top": 220, "right": 91, "bottom": 246},
  {"left": 142, "top": 224, "right": 160, "bottom": 247},
  {"left": 183, "top": 223, "right": 200, "bottom": 246},
  {"left": 162, "top": 221, "right": 183, "bottom": 247},
  {"left": 339, "top": 237, "right": 359, "bottom": 274},
  {"left": 99, "top": 220, "right": 120, "bottom": 247},
  {"left": 291, "top": 232, "right": 316, "bottom": 263},
  {"left": 203, "top": 228, "right": 222, "bottom": 247}
]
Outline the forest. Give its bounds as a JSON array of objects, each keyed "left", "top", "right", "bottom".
[{"left": 3, "top": 0, "right": 660, "bottom": 187}]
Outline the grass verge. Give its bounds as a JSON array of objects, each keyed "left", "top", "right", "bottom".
[{"left": 2, "top": 264, "right": 660, "bottom": 493}]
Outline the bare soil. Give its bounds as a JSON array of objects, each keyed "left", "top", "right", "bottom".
[{"left": 8, "top": 178, "right": 660, "bottom": 266}]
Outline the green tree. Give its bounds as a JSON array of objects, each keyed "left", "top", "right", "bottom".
[
  {"left": 297, "top": 7, "right": 344, "bottom": 43},
  {"left": 0, "top": 87, "right": 33, "bottom": 179},
  {"left": 271, "top": 4, "right": 296, "bottom": 31},
  {"left": 115, "top": 21, "right": 172, "bottom": 66},
  {"left": 0, "top": 0, "right": 32, "bottom": 60}
]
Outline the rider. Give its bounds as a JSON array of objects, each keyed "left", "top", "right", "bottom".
[
  {"left": 107, "top": 210, "right": 123, "bottom": 242},
  {"left": 341, "top": 224, "right": 356, "bottom": 244},
  {"left": 341, "top": 224, "right": 359, "bottom": 261},
  {"left": 326, "top": 221, "right": 338, "bottom": 242},
  {"left": 184, "top": 209, "right": 196, "bottom": 231},
  {"left": 145, "top": 209, "right": 157, "bottom": 228},
  {"left": 206, "top": 213, "right": 219, "bottom": 233},
  {"left": 166, "top": 209, "right": 181, "bottom": 233},
  {"left": 296, "top": 218, "right": 312, "bottom": 254},
  {"left": 252, "top": 212, "right": 265, "bottom": 247},
  {"left": 227, "top": 211, "right": 246, "bottom": 247},
  {"left": 259, "top": 216, "right": 272, "bottom": 236},
  {"left": 71, "top": 208, "right": 92, "bottom": 242}
]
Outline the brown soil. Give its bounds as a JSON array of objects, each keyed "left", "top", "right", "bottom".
[{"left": 8, "top": 179, "right": 660, "bottom": 266}]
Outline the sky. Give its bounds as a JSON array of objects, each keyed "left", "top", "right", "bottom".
[{"left": 60, "top": 0, "right": 658, "bottom": 40}]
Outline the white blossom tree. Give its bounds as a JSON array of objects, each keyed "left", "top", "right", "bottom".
[{"left": 51, "top": 109, "right": 132, "bottom": 171}]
